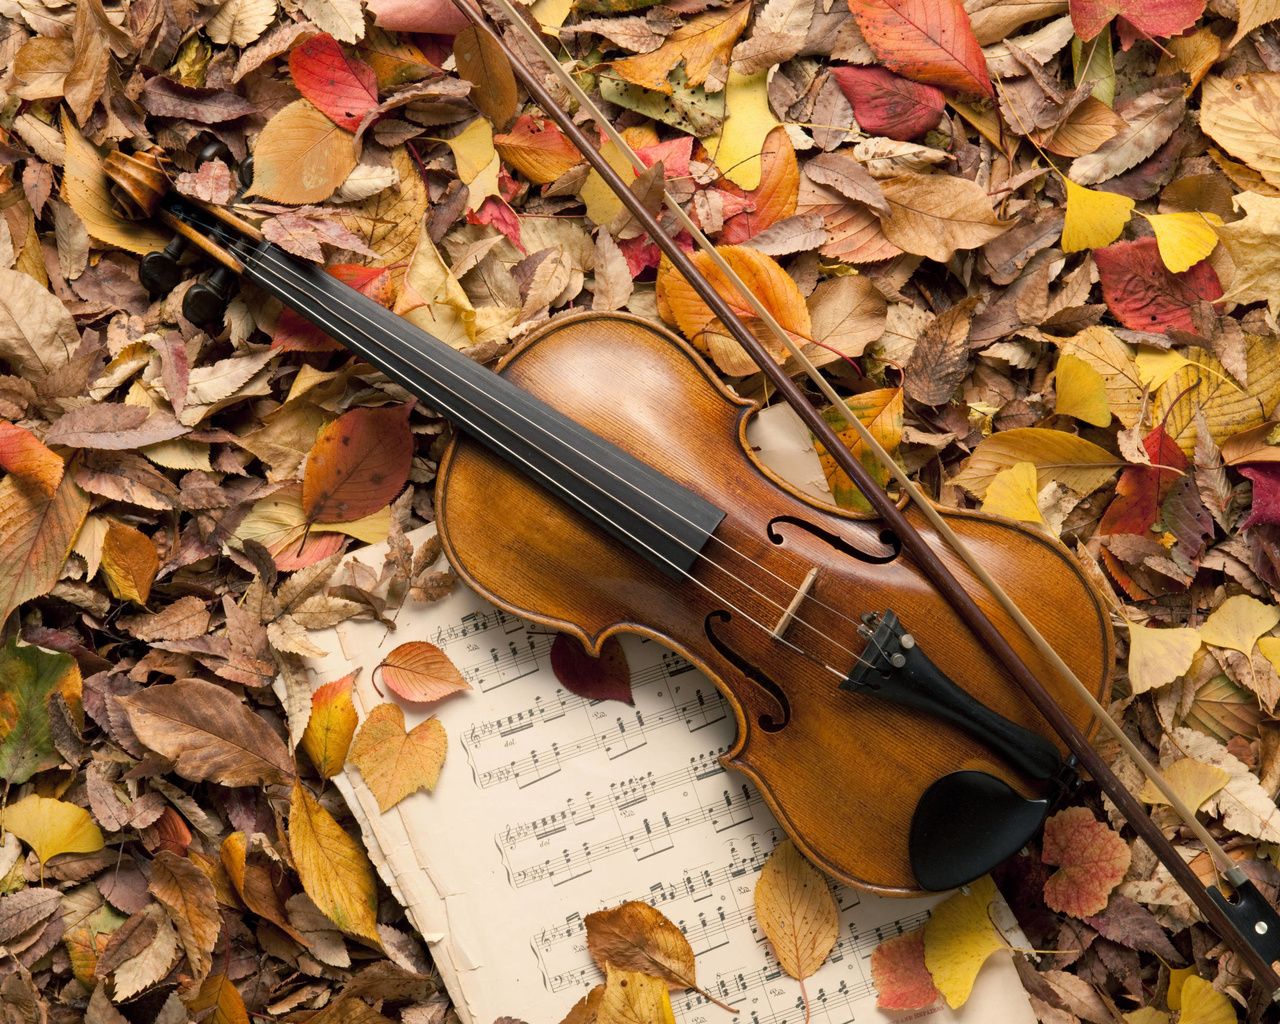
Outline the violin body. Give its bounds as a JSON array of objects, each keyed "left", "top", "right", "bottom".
[{"left": 437, "top": 312, "right": 1113, "bottom": 896}]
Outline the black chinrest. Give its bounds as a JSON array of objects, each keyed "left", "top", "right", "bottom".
[{"left": 909, "top": 770, "right": 1049, "bottom": 891}]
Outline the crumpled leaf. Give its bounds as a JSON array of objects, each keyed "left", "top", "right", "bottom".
[
  {"left": 1041, "top": 806, "right": 1131, "bottom": 918},
  {"left": 301, "top": 673, "right": 358, "bottom": 779},
  {"left": 1139, "top": 757, "right": 1229, "bottom": 812},
  {"left": 870, "top": 926, "right": 939, "bottom": 1009},
  {"left": 1198, "top": 594, "right": 1280, "bottom": 656},
  {"left": 0, "top": 794, "right": 104, "bottom": 865},
  {"left": 1216, "top": 191, "right": 1280, "bottom": 315},
  {"left": 848, "top": 0, "right": 993, "bottom": 97},
  {"left": 375, "top": 641, "right": 472, "bottom": 704},
  {"left": 302, "top": 401, "right": 414, "bottom": 525},
  {"left": 0, "top": 421, "right": 64, "bottom": 495},
  {"left": 754, "top": 838, "right": 839, "bottom": 1001},
  {"left": 1126, "top": 621, "right": 1202, "bottom": 694},
  {"left": 549, "top": 633, "right": 633, "bottom": 705},
  {"left": 922, "top": 874, "right": 1006, "bottom": 1009},
  {"left": 348, "top": 702, "right": 447, "bottom": 812},
  {"left": 876, "top": 173, "right": 1013, "bottom": 262}
]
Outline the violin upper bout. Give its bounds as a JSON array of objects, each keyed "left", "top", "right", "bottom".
[{"left": 102, "top": 147, "right": 172, "bottom": 219}]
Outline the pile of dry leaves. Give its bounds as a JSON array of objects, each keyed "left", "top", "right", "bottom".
[{"left": 6, "top": 0, "right": 1280, "bottom": 1019}]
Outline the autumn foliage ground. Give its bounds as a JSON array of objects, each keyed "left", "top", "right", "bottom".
[{"left": 7, "top": 0, "right": 1280, "bottom": 1020}]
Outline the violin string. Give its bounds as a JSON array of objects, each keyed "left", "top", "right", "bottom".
[{"left": 229, "top": 226, "right": 885, "bottom": 676}]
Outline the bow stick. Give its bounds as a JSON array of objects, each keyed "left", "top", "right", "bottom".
[{"left": 451, "top": 0, "right": 1280, "bottom": 994}]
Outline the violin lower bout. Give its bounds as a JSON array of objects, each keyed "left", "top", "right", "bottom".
[{"left": 436, "top": 313, "right": 1113, "bottom": 896}]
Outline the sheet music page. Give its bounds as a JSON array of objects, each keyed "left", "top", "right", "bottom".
[{"left": 277, "top": 408, "right": 1038, "bottom": 1024}]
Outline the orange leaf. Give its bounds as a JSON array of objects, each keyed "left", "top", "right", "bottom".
[
  {"left": 302, "top": 673, "right": 359, "bottom": 778},
  {"left": 0, "top": 465, "right": 88, "bottom": 626},
  {"left": 0, "top": 421, "right": 64, "bottom": 495},
  {"left": 656, "top": 245, "right": 812, "bottom": 376},
  {"left": 847, "top": 0, "right": 993, "bottom": 98},
  {"left": 302, "top": 402, "right": 414, "bottom": 524},
  {"left": 187, "top": 973, "right": 250, "bottom": 1024},
  {"left": 99, "top": 520, "right": 159, "bottom": 605},
  {"left": 375, "top": 641, "right": 471, "bottom": 703},
  {"left": 494, "top": 115, "right": 583, "bottom": 185},
  {"left": 720, "top": 127, "right": 799, "bottom": 244},
  {"left": 870, "top": 927, "right": 939, "bottom": 1010},
  {"left": 248, "top": 99, "right": 358, "bottom": 205},
  {"left": 347, "top": 702, "right": 447, "bottom": 812},
  {"left": 1041, "top": 806, "right": 1131, "bottom": 918},
  {"left": 454, "top": 25, "right": 517, "bottom": 129},
  {"left": 612, "top": 3, "right": 750, "bottom": 95}
]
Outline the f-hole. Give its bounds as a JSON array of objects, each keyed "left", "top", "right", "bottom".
[
  {"left": 705, "top": 611, "right": 791, "bottom": 732},
  {"left": 768, "top": 516, "right": 901, "bottom": 565}
]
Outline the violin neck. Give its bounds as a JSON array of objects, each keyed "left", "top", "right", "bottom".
[{"left": 168, "top": 194, "right": 724, "bottom": 576}]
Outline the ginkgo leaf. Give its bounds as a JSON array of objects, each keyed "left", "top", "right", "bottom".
[
  {"left": 981, "top": 462, "right": 1045, "bottom": 526},
  {"left": 446, "top": 118, "right": 496, "bottom": 186},
  {"left": 870, "top": 927, "right": 939, "bottom": 1010},
  {"left": 921, "top": 874, "right": 1006, "bottom": 1009},
  {"left": 612, "top": 3, "right": 749, "bottom": 95},
  {"left": 1040, "top": 806, "right": 1131, "bottom": 918},
  {"left": 848, "top": 0, "right": 993, "bottom": 97},
  {"left": 1124, "top": 1009, "right": 1170, "bottom": 1024},
  {"left": 1139, "top": 757, "right": 1230, "bottom": 812},
  {"left": 656, "top": 245, "right": 811, "bottom": 376},
  {"left": 1126, "top": 622, "right": 1202, "bottom": 694},
  {"left": 1060, "top": 178, "right": 1134, "bottom": 253},
  {"left": 754, "top": 838, "right": 839, "bottom": 1008},
  {"left": 1178, "top": 976, "right": 1238, "bottom": 1024},
  {"left": 1061, "top": 327, "right": 1143, "bottom": 429},
  {"left": 375, "top": 641, "right": 471, "bottom": 703},
  {"left": 0, "top": 794, "right": 104, "bottom": 865},
  {"left": 950, "top": 427, "right": 1119, "bottom": 499},
  {"left": 1055, "top": 352, "right": 1111, "bottom": 427},
  {"left": 1135, "top": 348, "right": 1193, "bottom": 391},
  {"left": 302, "top": 673, "right": 359, "bottom": 779},
  {"left": 1144, "top": 212, "right": 1224, "bottom": 274},
  {"left": 703, "top": 70, "right": 782, "bottom": 190},
  {"left": 597, "top": 964, "right": 677, "bottom": 1024},
  {"left": 302, "top": 402, "right": 414, "bottom": 524},
  {"left": 347, "top": 702, "right": 447, "bottom": 812},
  {"left": 249, "top": 99, "right": 358, "bottom": 205},
  {"left": 288, "top": 779, "right": 381, "bottom": 945},
  {"left": 1198, "top": 594, "right": 1280, "bottom": 656}
]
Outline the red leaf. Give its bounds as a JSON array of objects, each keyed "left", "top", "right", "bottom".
[
  {"left": 1041, "top": 806, "right": 1131, "bottom": 918},
  {"left": 1241, "top": 465, "right": 1280, "bottom": 530},
  {"left": 846, "top": 0, "right": 992, "bottom": 98},
  {"left": 1099, "top": 425, "right": 1187, "bottom": 535},
  {"left": 1093, "top": 238, "right": 1223, "bottom": 334},
  {"left": 467, "top": 197, "right": 523, "bottom": 251},
  {"left": 302, "top": 402, "right": 414, "bottom": 524},
  {"left": 549, "top": 633, "right": 634, "bottom": 705},
  {"left": 1070, "top": 0, "right": 1204, "bottom": 48},
  {"left": 870, "top": 927, "right": 939, "bottom": 1009},
  {"left": 720, "top": 128, "right": 799, "bottom": 244},
  {"left": 830, "top": 65, "right": 945, "bottom": 141},
  {"left": 289, "top": 34, "right": 379, "bottom": 132},
  {"left": 273, "top": 264, "right": 394, "bottom": 352},
  {"left": 272, "top": 531, "right": 345, "bottom": 571}
]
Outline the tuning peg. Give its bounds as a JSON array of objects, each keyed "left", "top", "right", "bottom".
[
  {"left": 139, "top": 236, "right": 187, "bottom": 297},
  {"left": 183, "top": 266, "right": 236, "bottom": 326}
]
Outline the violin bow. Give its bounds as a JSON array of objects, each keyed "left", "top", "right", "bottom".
[{"left": 448, "top": 0, "right": 1280, "bottom": 994}]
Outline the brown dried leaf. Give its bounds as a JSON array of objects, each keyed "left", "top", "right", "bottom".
[
  {"left": 148, "top": 849, "right": 221, "bottom": 985},
  {"left": 877, "top": 173, "right": 1012, "bottom": 262}
]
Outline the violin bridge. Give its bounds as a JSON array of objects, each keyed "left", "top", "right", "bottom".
[{"left": 772, "top": 567, "right": 819, "bottom": 639}]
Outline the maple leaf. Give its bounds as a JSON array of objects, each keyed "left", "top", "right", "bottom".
[
  {"left": 348, "top": 702, "right": 447, "bottom": 812},
  {"left": 1041, "top": 806, "right": 1131, "bottom": 918}
]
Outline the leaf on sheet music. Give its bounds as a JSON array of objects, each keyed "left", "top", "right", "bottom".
[
  {"left": 753, "top": 838, "right": 839, "bottom": 1014},
  {"left": 597, "top": 964, "right": 677, "bottom": 1024},
  {"left": 348, "top": 703, "right": 448, "bottom": 812},
  {"left": 556, "top": 986, "right": 604, "bottom": 1024},
  {"left": 375, "top": 641, "right": 472, "bottom": 704},
  {"left": 922, "top": 874, "right": 1007, "bottom": 1008},
  {"left": 869, "top": 926, "right": 939, "bottom": 1010},
  {"left": 550, "top": 633, "right": 634, "bottom": 706}
]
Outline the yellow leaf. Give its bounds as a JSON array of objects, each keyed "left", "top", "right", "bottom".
[
  {"left": 1257, "top": 636, "right": 1280, "bottom": 678},
  {"left": 1232, "top": 0, "right": 1280, "bottom": 46},
  {"left": 397, "top": 221, "right": 477, "bottom": 350},
  {"left": 703, "top": 69, "right": 782, "bottom": 190},
  {"left": 249, "top": 99, "right": 358, "bottom": 205},
  {"left": 531, "top": 0, "right": 573, "bottom": 27},
  {"left": 1054, "top": 352, "right": 1111, "bottom": 426},
  {"left": 1201, "top": 74, "right": 1280, "bottom": 190},
  {"left": 1124, "top": 1010, "right": 1170, "bottom": 1024},
  {"left": 232, "top": 484, "right": 391, "bottom": 560},
  {"left": 301, "top": 673, "right": 358, "bottom": 779},
  {"left": 1126, "top": 622, "right": 1202, "bottom": 694},
  {"left": 1178, "top": 976, "right": 1239, "bottom": 1024},
  {"left": 1217, "top": 190, "right": 1280, "bottom": 315},
  {"left": 466, "top": 152, "right": 502, "bottom": 207},
  {"left": 922, "top": 874, "right": 1006, "bottom": 1009},
  {"left": 1139, "top": 757, "right": 1230, "bottom": 812},
  {"left": 0, "top": 793, "right": 104, "bottom": 865},
  {"left": 754, "top": 839, "right": 839, "bottom": 983},
  {"left": 580, "top": 139, "right": 640, "bottom": 228},
  {"left": 1168, "top": 965, "right": 1198, "bottom": 1010},
  {"left": 814, "top": 388, "right": 903, "bottom": 513},
  {"left": 347, "top": 702, "right": 447, "bottom": 813},
  {"left": 949, "top": 427, "right": 1119, "bottom": 499},
  {"left": 288, "top": 779, "right": 382, "bottom": 946},
  {"left": 186, "top": 972, "right": 250, "bottom": 1024},
  {"left": 1151, "top": 339, "right": 1280, "bottom": 456},
  {"left": 99, "top": 520, "right": 158, "bottom": 606},
  {"left": 656, "top": 245, "right": 811, "bottom": 375},
  {"left": 1060, "top": 178, "right": 1134, "bottom": 253},
  {"left": 1135, "top": 347, "right": 1192, "bottom": 391},
  {"left": 612, "top": 3, "right": 749, "bottom": 95},
  {"left": 446, "top": 118, "right": 495, "bottom": 185},
  {"left": 1061, "top": 327, "right": 1143, "bottom": 428},
  {"left": 1198, "top": 594, "right": 1280, "bottom": 656},
  {"left": 1144, "top": 211, "right": 1223, "bottom": 274},
  {"left": 597, "top": 964, "right": 677, "bottom": 1024},
  {"left": 981, "top": 462, "right": 1045, "bottom": 526}
]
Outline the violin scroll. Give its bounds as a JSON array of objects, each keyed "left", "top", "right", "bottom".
[{"left": 101, "top": 147, "right": 171, "bottom": 220}]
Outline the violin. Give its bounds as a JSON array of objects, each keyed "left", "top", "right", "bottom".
[{"left": 99, "top": 0, "right": 1280, "bottom": 986}]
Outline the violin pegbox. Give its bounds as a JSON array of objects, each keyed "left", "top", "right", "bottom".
[{"left": 102, "top": 146, "right": 172, "bottom": 220}]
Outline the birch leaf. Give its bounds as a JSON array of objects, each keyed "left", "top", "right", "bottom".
[
  {"left": 598, "top": 964, "right": 677, "bottom": 1024},
  {"left": 147, "top": 849, "right": 220, "bottom": 985},
  {"left": 754, "top": 839, "right": 839, "bottom": 991},
  {"left": 375, "top": 641, "right": 471, "bottom": 703},
  {"left": 0, "top": 465, "right": 89, "bottom": 627},
  {"left": 877, "top": 173, "right": 1013, "bottom": 262},
  {"left": 207, "top": 0, "right": 277, "bottom": 46},
  {"left": 301, "top": 673, "right": 358, "bottom": 778},
  {"left": 584, "top": 901, "right": 707, "bottom": 995}
]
